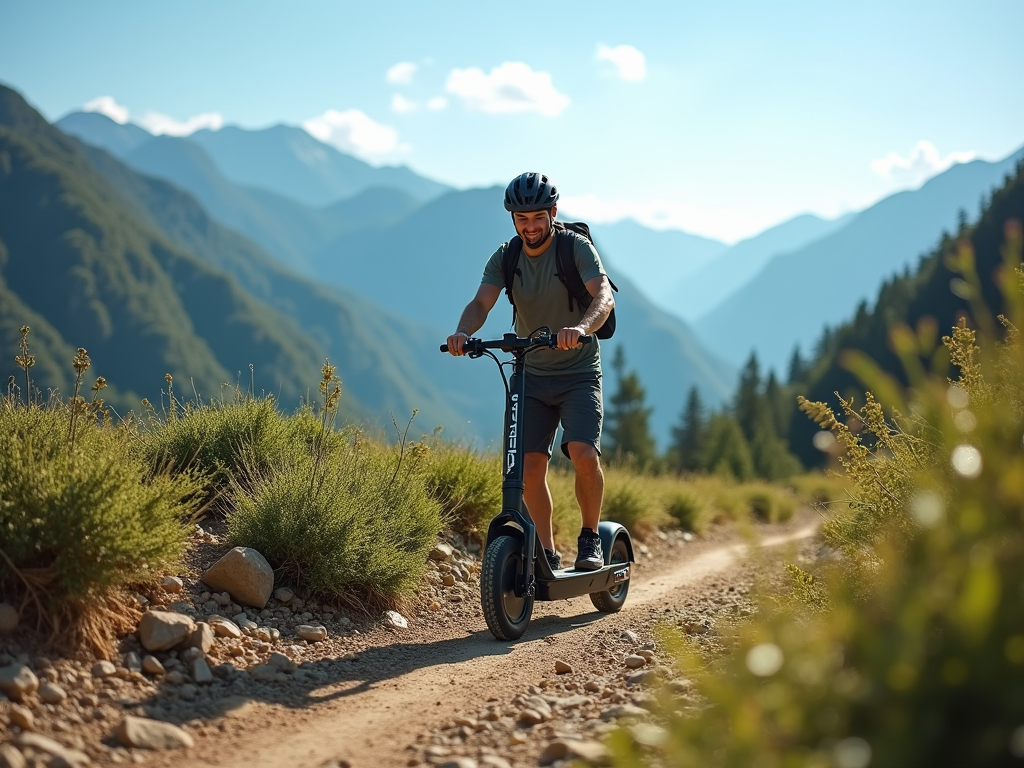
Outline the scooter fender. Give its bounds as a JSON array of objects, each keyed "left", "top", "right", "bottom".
[
  {"left": 598, "top": 521, "right": 636, "bottom": 564},
  {"left": 485, "top": 509, "right": 528, "bottom": 549}
]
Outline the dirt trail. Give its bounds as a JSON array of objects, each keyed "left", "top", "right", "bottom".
[{"left": 182, "top": 522, "right": 817, "bottom": 768}]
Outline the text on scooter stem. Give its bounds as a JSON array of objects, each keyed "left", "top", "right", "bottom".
[{"left": 506, "top": 394, "right": 519, "bottom": 475}]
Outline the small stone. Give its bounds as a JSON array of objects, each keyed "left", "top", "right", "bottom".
[
  {"left": 641, "top": 641, "right": 656, "bottom": 651},
  {"left": 123, "top": 652, "right": 142, "bottom": 673},
  {"left": 0, "top": 603, "right": 19, "bottom": 634},
  {"left": 668, "top": 678, "right": 694, "bottom": 693},
  {"left": 142, "top": 656, "right": 165, "bottom": 676},
  {"left": 297, "top": 624, "right": 327, "bottom": 642},
  {"left": 438, "top": 760, "right": 477, "bottom": 768},
  {"left": 268, "top": 653, "right": 297, "bottom": 673},
  {"left": 620, "top": 630, "right": 640, "bottom": 645},
  {"left": 429, "top": 542, "right": 454, "bottom": 562},
  {"left": 384, "top": 611, "right": 408, "bottom": 629},
  {"left": 623, "top": 654, "right": 646, "bottom": 669},
  {"left": 554, "top": 659, "right": 573, "bottom": 674},
  {"left": 13, "top": 733, "right": 90, "bottom": 766},
  {"left": 0, "top": 743, "right": 26, "bottom": 768},
  {"left": 9, "top": 703, "right": 33, "bottom": 730},
  {"left": 249, "top": 664, "right": 283, "bottom": 683},
  {"left": 584, "top": 680, "right": 602, "bottom": 693},
  {"left": 214, "top": 592, "right": 232, "bottom": 606},
  {"left": 273, "top": 587, "right": 294, "bottom": 603},
  {"left": 516, "top": 708, "right": 545, "bottom": 726},
  {"left": 92, "top": 660, "right": 117, "bottom": 678},
  {"left": 138, "top": 610, "right": 195, "bottom": 652},
  {"left": 479, "top": 757, "right": 512, "bottom": 768},
  {"left": 682, "top": 532, "right": 695, "bottom": 542},
  {"left": 165, "top": 671, "right": 185, "bottom": 686},
  {"left": 190, "top": 657, "right": 214, "bottom": 685},
  {"left": 629, "top": 723, "right": 668, "bottom": 748},
  {"left": 539, "top": 739, "right": 608, "bottom": 765},
  {"left": 181, "top": 647, "right": 204, "bottom": 664},
  {"left": 601, "top": 704, "right": 648, "bottom": 721},
  {"left": 626, "top": 670, "right": 657, "bottom": 686},
  {"left": 637, "top": 649, "right": 655, "bottom": 662},
  {"left": 0, "top": 665, "right": 39, "bottom": 702},
  {"left": 441, "top": 573, "right": 456, "bottom": 587},
  {"left": 115, "top": 715, "right": 195, "bottom": 749},
  {"left": 161, "top": 576, "right": 184, "bottom": 593},
  {"left": 202, "top": 547, "right": 275, "bottom": 608},
  {"left": 208, "top": 615, "right": 242, "bottom": 639},
  {"left": 38, "top": 681, "right": 67, "bottom": 705},
  {"left": 187, "top": 622, "right": 215, "bottom": 654}
]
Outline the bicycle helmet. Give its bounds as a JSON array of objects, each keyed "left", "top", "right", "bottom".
[{"left": 503, "top": 172, "right": 559, "bottom": 212}]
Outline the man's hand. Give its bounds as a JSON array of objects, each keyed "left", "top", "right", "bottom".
[
  {"left": 556, "top": 326, "right": 586, "bottom": 350},
  {"left": 446, "top": 331, "right": 469, "bottom": 356}
]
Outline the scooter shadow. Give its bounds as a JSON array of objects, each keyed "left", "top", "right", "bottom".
[{"left": 131, "top": 608, "right": 612, "bottom": 724}]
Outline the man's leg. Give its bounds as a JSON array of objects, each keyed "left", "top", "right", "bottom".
[
  {"left": 523, "top": 451, "right": 555, "bottom": 551},
  {"left": 567, "top": 441, "right": 603, "bottom": 532}
]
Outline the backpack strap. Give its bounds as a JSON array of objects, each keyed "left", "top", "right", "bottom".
[
  {"left": 502, "top": 237, "right": 524, "bottom": 327},
  {"left": 554, "top": 231, "right": 596, "bottom": 314}
]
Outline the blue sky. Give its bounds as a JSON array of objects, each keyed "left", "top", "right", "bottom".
[{"left": 2, "top": 0, "right": 1022, "bottom": 242}]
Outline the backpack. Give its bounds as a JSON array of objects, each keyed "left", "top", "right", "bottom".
[{"left": 501, "top": 221, "right": 619, "bottom": 339}]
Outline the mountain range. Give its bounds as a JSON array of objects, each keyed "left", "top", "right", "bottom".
[{"left": 693, "top": 149, "right": 1024, "bottom": 371}]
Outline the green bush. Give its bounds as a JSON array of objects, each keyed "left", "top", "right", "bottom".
[
  {"left": 138, "top": 393, "right": 294, "bottom": 507},
  {"left": 0, "top": 403, "right": 197, "bottom": 652},
  {"left": 228, "top": 435, "right": 442, "bottom": 604},
  {"left": 666, "top": 487, "right": 713, "bottom": 533},
  {"left": 423, "top": 443, "right": 501, "bottom": 543},
  {"left": 742, "top": 483, "right": 797, "bottom": 523}
]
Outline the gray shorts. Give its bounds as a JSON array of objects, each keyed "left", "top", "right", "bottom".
[{"left": 523, "top": 371, "right": 603, "bottom": 459}]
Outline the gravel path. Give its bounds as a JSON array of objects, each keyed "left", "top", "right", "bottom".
[{"left": 0, "top": 514, "right": 819, "bottom": 768}]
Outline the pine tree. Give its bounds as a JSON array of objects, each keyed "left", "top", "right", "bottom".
[
  {"left": 734, "top": 352, "right": 761, "bottom": 442},
  {"left": 763, "top": 370, "right": 788, "bottom": 439},
  {"left": 605, "top": 346, "right": 655, "bottom": 467},
  {"left": 787, "top": 345, "right": 806, "bottom": 385},
  {"left": 670, "top": 386, "right": 705, "bottom": 473},
  {"left": 701, "top": 413, "right": 754, "bottom": 481}
]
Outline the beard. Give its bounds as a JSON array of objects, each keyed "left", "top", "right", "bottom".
[{"left": 521, "top": 219, "right": 553, "bottom": 248}]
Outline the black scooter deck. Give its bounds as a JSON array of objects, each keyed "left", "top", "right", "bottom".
[{"left": 536, "top": 562, "right": 630, "bottom": 601}]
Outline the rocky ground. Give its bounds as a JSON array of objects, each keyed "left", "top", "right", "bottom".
[{"left": 0, "top": 512, "right": 820, "bottom": 768}]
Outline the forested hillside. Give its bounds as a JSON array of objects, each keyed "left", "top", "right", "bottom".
[{"left": 788, "top": 159, "right": 1024, "bottom": 466}]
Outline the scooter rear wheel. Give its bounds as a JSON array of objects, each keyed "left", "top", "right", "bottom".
[
  {"left": 481, "top": 534, "right": 534, "bottom": 640},
  {"left": 590, "top": 536, "right": 630, "bottom": 613}
]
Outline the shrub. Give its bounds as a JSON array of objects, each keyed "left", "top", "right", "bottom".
[
  {"left": 742, "top": 482, "right": 797, "bottom": 523},
  {"left": 601, "top": 476, "right": 670, "bottom": 539},
  {"left": 0, "top": 402, "right": 198, "bottom": 654},
  {"left": 228, "top": 435, "right": 442, "bottom": 605},
  {"left": 137, "top": 392, "right": 294, "bottom": 509},
  {"left": 665, "top": 487, "right": 713, "bottom": 533},
  {"left": 423, "top": 443, "right": 501, "bottom": 543}
]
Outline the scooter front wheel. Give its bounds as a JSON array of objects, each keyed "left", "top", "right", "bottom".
[{"left": 480, "top": 534, "right": 534, "bottom": 640}]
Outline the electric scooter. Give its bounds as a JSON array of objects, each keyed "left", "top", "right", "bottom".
[{"left": 440, "top": 331, "right": 635, "bottom": 641}]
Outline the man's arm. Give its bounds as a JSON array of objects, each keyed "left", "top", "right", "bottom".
[
  {"left": 447, "top": 283, "right": 502, "bottom": 355},
  {"left": 556, "top": 276, "right": 614, "bottom": 350}
]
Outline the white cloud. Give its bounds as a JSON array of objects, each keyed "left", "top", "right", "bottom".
[
  {"left": 302, "top": 109, "right": 408, "bottom": 157},
  {"left": 426, "top": 96, "right": 448, "bottom": 111},
  {"left": 82, "top": 95, "right": 130, "bottom": 124},
  {"left": 596, "top": 44, "right": 647, "bottom": 82},
  {"left": 559, "top": 193, "right": 774, "bottom": 244},
  {"left": 870, "top": 140, "right": 976, "bottom": 186},
  {"left": 137, "top": 110, "right": 224, "bottom": 136},
  {"left": 386, "top": 61, "right": 417, "bottom": 85},
  {"left": 391, "top": 94, "right": 418, "bottom": 114},
  {"left": 446, "top": 62, "right": 569, "bottom": 117}
]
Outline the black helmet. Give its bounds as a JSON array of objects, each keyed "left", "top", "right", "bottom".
[{"left": 503, "top": 172, "right": 559, "bottom": 212}]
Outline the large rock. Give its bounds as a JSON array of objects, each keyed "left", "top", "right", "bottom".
[
  {"left": 0, "top": 742, "right": 26, "bottom": 768},
  {"left": 187, "top": 622, "right": 215, "bottom": 654},
  {"left": 0, "top": 665, "right": 39, "bottom": 702},
  {"left": 202, "top": 548, "right": 274, "bottom": 608},
  {"left": 13, "top": 733, "right": 90, "bottom": 766},
  {"left": 115, "top": 716, "right": 195, "bottom": 750},
  {"left": 539, "top": 739, "right": 608, "bottom": 765},
  {"left": 138, "top": 611, "right": 195, "bottom": 652}
]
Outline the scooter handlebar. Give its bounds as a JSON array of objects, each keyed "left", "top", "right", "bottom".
[{"left": 440, "top": 334, "right": 593, "bottom": 353}]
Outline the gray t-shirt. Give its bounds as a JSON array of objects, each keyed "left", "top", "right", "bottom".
[{"left": 481, "top": 231, "right": 606, "bottom": 375}]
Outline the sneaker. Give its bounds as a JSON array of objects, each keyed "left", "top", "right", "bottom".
[
  {"left": 544, "top": 548, "right": 562, "bottom": 571},
  {"left": 574, "top": 530, "right": 604, "bottom": 571}
]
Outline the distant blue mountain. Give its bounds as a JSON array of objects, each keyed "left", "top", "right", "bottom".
[
  {"left": 579, "top": 218, "right": 727, "bottom": 308},
  {"left": 55, "top": 111, "right": 449, "bottom": 207},
  {"left": 695, "top": 148, "right": 1024, "bottom": 371},
  {"left": 671, "top": 213, "right": 853, "bottom": 321}
]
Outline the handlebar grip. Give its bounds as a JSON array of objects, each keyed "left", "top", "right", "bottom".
[
  {"left": 440, "top": 344, "right": 449, "bottom": 353},
  {"left": 579, "top": 335, "right": 593, "bottom": 345}
]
